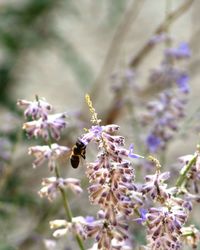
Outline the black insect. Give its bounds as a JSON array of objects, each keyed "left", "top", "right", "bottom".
[{"left": 70, "top": 139, "right": 86, "bottom": 168}]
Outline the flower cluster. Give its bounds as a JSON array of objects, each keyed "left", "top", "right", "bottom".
[
  {"left": 141, "top": 161, "right": 191, "bottom": 250},
  {"left": 49, "top": 216, "right": 88, "bottom": 239},
  {"left": 43, "top": 92, "right": 144, "bottom": 249},
  {"left": 17, "top": 99, "right": 52, "bottom": 120},
  {"left": 39, "top": 177, "right": 82, "bottom": 201},
  {"left": 17, "top": 98, "right": 67, "bottom": 140},
  {"left": 149, "top": 42, "right": 191, "bottom": 93},
  {"left": 17, "top": 98, "right": 71, "bottom": 173},
  {"left": 17, "top": 91, "right": 200, "bottom": 250},
  {"left": 76, "top": 124, "right": 143, "bottom": 249},
  {"left": 28, "top": 143, "right": 70, "bottom": 171},
  {"left": 141, "top": 42, "right": 191, "bottom": 153},
  {"left": 111, "top": 68, "right": 136, "bottom": 94},
  {"left": 146, "top": 199, "right": 189, "bottom": 250},
  {"left": 142, "top": 91, "right": 186, "bottom": 153}
]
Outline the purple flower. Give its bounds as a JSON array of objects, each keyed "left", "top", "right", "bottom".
[
  {"left": 28, "top": 143, "right": 70, "bottom": 171},
  {"left": 165, "top": 42, "right": 191, "bottom": 59},
  {"left": 146, "top": 197, "right": 190, "bottom": 250},
  {"left": 82, "top": 123, "right": 143, "bottom": 248},
  {"left": 17, "top": 98, "right": 52, "bottom": 120},
  {"left": 142, "top": 171, "right": 171, "bottom": 201},
  {"left": 85, "top": 216, "right": 95, "bottom": 224},
  {"left": 39, "top": 177, "right": 82, "bottom": 201},
  {"left": 128, "top": 144, "right": 144, "bottom": 159},
  {"left": 135, "top": 208, "right": 148, "bottom": 224},
  {"left": 143, "top": 91, "right": 187, "bottom": 153},
  {"left": 146, "top": 134, "right": 161, "bottom": 153},
  {"left": 176, "top": 73, "right": 190, "bottom": 93},
  {"left": 23, "top": 113, "right": 67, "bottom": 140},
  {"left": 81, "top": 125, "right": 103, "bottom": 145}
]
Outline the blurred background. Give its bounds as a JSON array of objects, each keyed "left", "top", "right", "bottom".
[{"left": 0, "top": 0, "right": 200, "bottom": 249}]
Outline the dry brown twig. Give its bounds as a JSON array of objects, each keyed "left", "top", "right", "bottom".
[
  {"left": 130, "top": 0, "right": 194, "bottom": 68},
  {"left": 89, "top": 0, "right": 145, "bottom": 104}
]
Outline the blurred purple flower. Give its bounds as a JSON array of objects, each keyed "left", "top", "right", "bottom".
[
  {"left": 85, "top": 216, "right": 95, "bottom": 224},
  {"left": 146, "top": 134, "right": 161, "bottom": 153},
  {"left": 143, "top": 91, "right": 186, "bottom": 153},
  {"left": 135, "top": 208, "right": 148, "bottom": 224},
  {"left": 148, "top": 33, "right": 170, "bottom": 45},
  {"left": 176, "top": 73, "right": 190, "bottom": 93},
  {"left": 17, "top": 98, "right": 52, "bottom": 120},
  {"left": 165, "top": 42, "right": 191, "bottom": 59},
  {"left": 128, "top": 144, "right": 144, "bottom": 159}
]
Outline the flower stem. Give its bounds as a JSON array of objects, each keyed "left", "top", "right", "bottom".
[
  {"left": 176, "top": 155, "right": 197, "bottom": 188},
  {"left": 55, "top": 165, "right": 85, "bottom": 250}
]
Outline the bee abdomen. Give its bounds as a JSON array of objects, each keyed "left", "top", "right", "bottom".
[{"left": 70, "top": 155, "right": 80, "bottom": 168}]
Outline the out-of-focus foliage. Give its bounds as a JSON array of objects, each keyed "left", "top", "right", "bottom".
[{"left": 0, "top": 0, "right": 59, "bottom": 109}]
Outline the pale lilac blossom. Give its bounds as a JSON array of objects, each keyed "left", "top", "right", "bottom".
[
  {"left": 149, "top": 42, "right": 191, "bottom": 93},
  {"left": 142, "top": 171, "right": 171, "bottom": 201},
  {"left": 165, "top": 42, "right": 191, "bottom": 59},
  {"left": 23, "top": 113, "right": 67, "bottom": 140},
  {"left": 50, "top": 216, "right": 89, "bottom": 239},
  {"left": 39, "top": 177, "right": 82, "bottom": 201},
  {"left": 28, "top": 143, "right": 70, "bottom": 171},
  {"left": 142, "top": 91, "right": 186, "bottom": 153},
  {"left": 17, "top": 98, "right": 52, "bottom": 120},
  {"left": 146, "top": 197, "right": 190, "bottom": 249}
]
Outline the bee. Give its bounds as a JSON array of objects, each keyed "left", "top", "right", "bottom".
[{"left": 70, "top": 139, "right": 86, "bottom": 168}]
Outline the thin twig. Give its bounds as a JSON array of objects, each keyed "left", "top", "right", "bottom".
[
  {"left": 89, "top": 0, "right": 145, "bottom": 104},
  {"left": 130, "top": 0, "right": 194, "bottom": 68}
]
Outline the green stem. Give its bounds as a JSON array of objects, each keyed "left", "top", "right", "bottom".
[
  {"left": 176, "top": 155, "right": 197, "bottom": 188},
  {"left": 59, "top": 184, "right": 73, "bottom": 221},
  {"left": 59, "top": 183, "right": 85, "bottom": 250},
  {"left": 54, "top": 164, "right": 85, "bottom": 250}
]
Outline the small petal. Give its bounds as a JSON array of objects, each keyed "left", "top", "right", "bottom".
[
  {"left": 128, "top": 144, "right": 144, "bottom": 159},
  {"left": 53, "top": 228, "right": 68, "bottom": 238}
]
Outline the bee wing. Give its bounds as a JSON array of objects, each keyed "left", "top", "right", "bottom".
[{"left": 57, "top": 149, "right": 72, "bottom": 166}]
